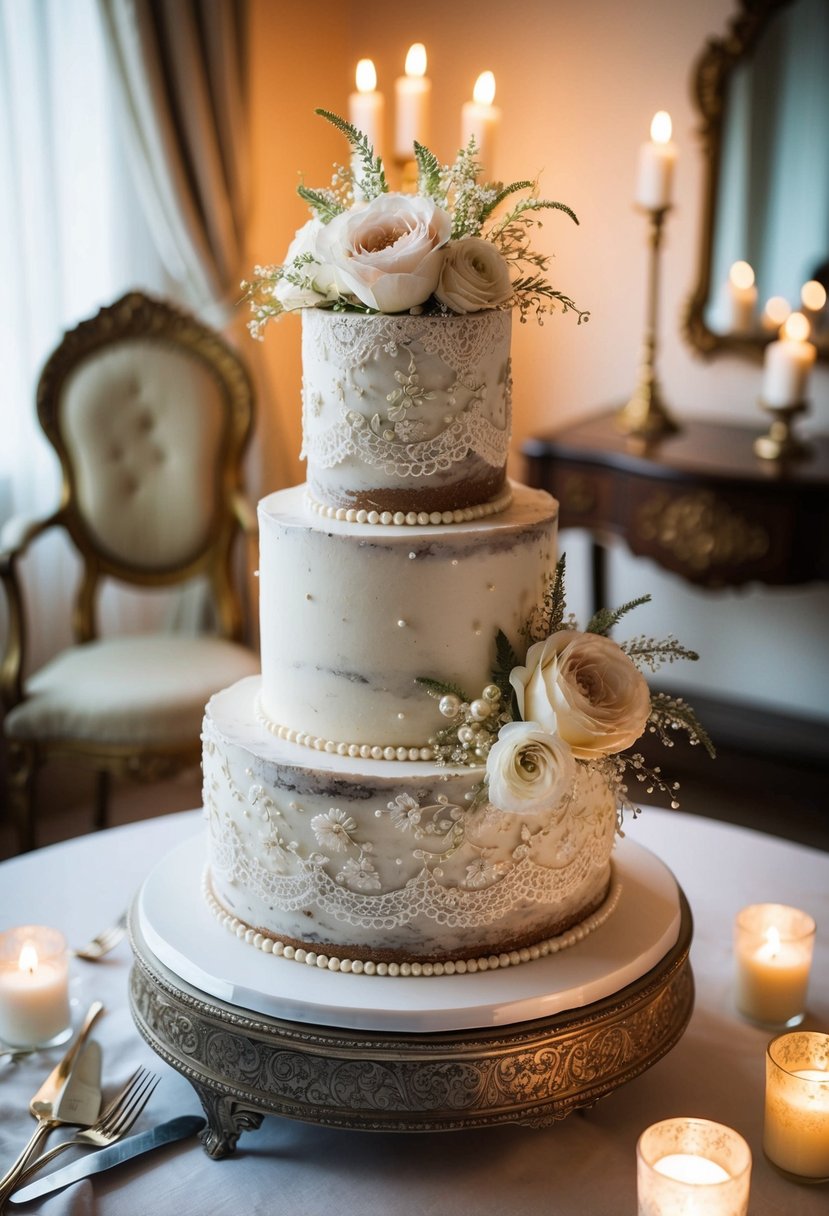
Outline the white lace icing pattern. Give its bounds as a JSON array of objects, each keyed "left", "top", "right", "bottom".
[{"left": 203, "top": 867, "right": 622, "bottom": 978}]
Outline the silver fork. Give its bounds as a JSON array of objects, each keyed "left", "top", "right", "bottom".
[
  {"left": 73, "top": 912, "right": 127, "bottom": 961},
  {"left": 14, "top": 1067, "right": 159, "bottom": 1188}
]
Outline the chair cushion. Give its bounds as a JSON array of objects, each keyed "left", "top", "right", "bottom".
[{"left": 5, "top": 636, "right": 259, "bottom": 745}]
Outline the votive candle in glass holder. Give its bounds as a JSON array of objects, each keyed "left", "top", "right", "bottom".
[
  {"left": 636, "top": 1118, "right": 752, "bottom": 1216},
  {"left": 0, "top": 925, "right": 72, "bottom": 1049},
  {"left": 733, "top": 903, "right": 815, "bottom": 1028},
  {"left": 764, "top": 1031, "right": 829, "bottom": 1183}
]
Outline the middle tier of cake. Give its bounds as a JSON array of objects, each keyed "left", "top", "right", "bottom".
[{"left": 258, "top": 481, "right": 557, "bottom": 754}]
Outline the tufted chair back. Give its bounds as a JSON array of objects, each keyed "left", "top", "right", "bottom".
[
  {"left": 37, "top": 292, "right": 253, "bottom": 641},
  {"left": 1, "top": 291, "right": 259, "bottom": 853}
]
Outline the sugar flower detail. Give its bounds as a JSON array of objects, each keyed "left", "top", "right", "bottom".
[
  {"left": 243, "top": 108, "right": 589, "bottom": 336},
  {"left": 486, "top": 720, "right": 576, "bottom": 815},
  {"left": 417, "top": 556, "right": 714, "bottom": 822},
  {"left": 435, "top": 237, "right": 513, "bottom": 314},
  {"left": 511, "top": 631, "right": 651, "bottom": 760}
]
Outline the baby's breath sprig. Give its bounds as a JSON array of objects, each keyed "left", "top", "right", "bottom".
[
  {"left": 648, "top": 692, "right": 716, "bottom": 759},
  {"left": 621, "top": 635, "right": 701, "bottom": 672}
]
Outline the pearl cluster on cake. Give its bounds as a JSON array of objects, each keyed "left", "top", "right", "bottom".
[
  {"left": 203, "top": 870, "right": 622, "bottom": 978},
  {"left": 306, "top": 487, "right": 512, "bottom": 527},
  {"left": 256, "top": 697, "right": 435, "bottom": 761}
]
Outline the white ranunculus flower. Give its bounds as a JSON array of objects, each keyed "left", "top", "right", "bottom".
[
  {"left": 275, "top": 219, "right": 338, "bottom": 312},
  {"left": 510, "top": 631, "right": 652, "bottom": 760},
  {"left": 485, "top": 721, "right": 576, "bottom": 815},
  {"left": 319, "top": 192, "right": 451, "bottom": 313},
  {"left": 434, "top": 237, "right": 513, "bottom": 314}
]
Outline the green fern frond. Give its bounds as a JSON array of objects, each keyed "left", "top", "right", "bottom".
[
  {"left": 296, "top": 185, "right": 345, "bottom": 222},
  {"left": 587, "top": 594, "right": 651, "bottom": 636},
  {"left": 492, "top": 629, "right": 520, "bottom": 706},
  {"left": 314, "top": 108, "right": 387, "bottom": 199},
  {"left": 414, "top": 141, "right": 443, "bottom": 201},
  {"left": 415, "top": 676, "right": 469, "bottom": 702},
  {"left": 478, "top": 180, "right": 535, "bottom": 224}
]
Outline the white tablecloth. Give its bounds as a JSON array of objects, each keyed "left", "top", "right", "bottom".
[{"left": 1, "top": 808, "right": 827, "bottom": 1215}]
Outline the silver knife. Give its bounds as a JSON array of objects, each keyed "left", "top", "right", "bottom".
[{"left": 9, "top": 1115, "right": 206, "bottom": 1204}]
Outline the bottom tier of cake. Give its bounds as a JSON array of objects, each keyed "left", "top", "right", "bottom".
[{"left": 203, "top": 677, "right": 620, "bottom": 967}]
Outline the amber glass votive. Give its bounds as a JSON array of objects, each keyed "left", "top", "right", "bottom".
[
  {"left": 733, "top": 903, "right": 815, "bottom": 1028},
  {"left": 764, "top": 1031, "right": 829, "bottom": 1183},
  {"left": 636, "top": 1117, "right": 751, "bottom": 1215},
  {"left": 0, "top": 925, "right": 72, "bottom": 1048}
]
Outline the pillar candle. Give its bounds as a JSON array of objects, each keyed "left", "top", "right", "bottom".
[
  {"left": 764, "top": 1032, "right": 829, "bottom": 1181},
  {"left": 761, "top": 312, "right": 817, "bottom": 407},
  {"left": 723, "top": 261, "right": 757, "bottom": 333},
  {"left": 348, "top": 59, "right": 385, "bottom": 163},
  {"left": 637, "top": 1118, "right": 752, "bottom": 1216},
  {"left": 0, "top": 926, "right": 71, "bottom": 1048},
  {"left": 460, "top": 71, "right": 500, "bottom": 180},
  {"left": 395, "top": 43, "right": 430, "bottom": 160},
  {"left": 734, "top": 903, "right": 815, "bottom": 1027},
  {"left": 635, "top": 111, "right": 677, "bottom": 210}
]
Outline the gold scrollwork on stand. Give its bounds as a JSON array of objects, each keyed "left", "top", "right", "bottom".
[{"left": 637, "top": 491, "right": 769, "bottom": 572}]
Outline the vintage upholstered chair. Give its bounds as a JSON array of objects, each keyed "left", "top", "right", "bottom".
[{"left": 0, "top": 292, "right": 260, "bottom": 852}]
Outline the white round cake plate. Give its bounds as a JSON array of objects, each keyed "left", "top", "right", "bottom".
[{"left": 136, "top": 834, "right": 680, "bottom": 1034}]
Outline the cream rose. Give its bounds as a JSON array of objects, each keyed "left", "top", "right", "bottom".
[
  {"left": 275, "top": 219, "right": 338, "bottom": 312},
  {"left": 320, "top": 192, "right": 451, "bottom": 313},
  {"left": 485, "top": 721, "right": 576, "bottom": 815},
  {"left": 434, "top": 237, "right": 513, "bottom": 313},
  {"left": 510, "top": 631, "right": 652, "bottom": 760}
]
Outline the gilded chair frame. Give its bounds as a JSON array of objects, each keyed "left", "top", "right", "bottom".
[{"left": 1, "top": 291, "right": 257, "bottom": 850}]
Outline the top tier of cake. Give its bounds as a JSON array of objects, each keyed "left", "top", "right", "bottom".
[{"left": 301, "top": 310, "right": 512, "bottom": 513}]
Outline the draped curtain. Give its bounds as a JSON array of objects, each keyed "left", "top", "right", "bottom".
[{"left": 98, "top": 0, "right": 250, "bottom": 329}]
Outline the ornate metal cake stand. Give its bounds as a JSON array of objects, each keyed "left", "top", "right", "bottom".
[{"left": 128, "top": 871, "right": 693, "bottom": 1156}]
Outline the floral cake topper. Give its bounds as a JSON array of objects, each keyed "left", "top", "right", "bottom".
[
  {"left": 244, "top": 109, "right": 589, "bottom": 336},
  {"left": 418, "top": 558, "right": 715, "bottom": 822}
]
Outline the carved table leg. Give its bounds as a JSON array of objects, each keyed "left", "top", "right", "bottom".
[{"left": 192, "top": 1082, "right": 265, "bottom": 1158}]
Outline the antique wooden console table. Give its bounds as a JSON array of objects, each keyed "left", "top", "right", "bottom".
[{"left": 522, "top": 411, "right": 829, "bottom": 611}]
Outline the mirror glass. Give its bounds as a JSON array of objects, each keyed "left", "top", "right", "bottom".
[{"left": 685, "top": 0, "right": 829, "bottom": 359}]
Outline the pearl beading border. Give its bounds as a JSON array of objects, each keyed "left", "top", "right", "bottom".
[
  {"left": 306, "top": 487, "right": 513, "bottom": 528},
  {"left": 256, "top": 697, "right": 435, "bottom": 762},
  {"left": 202, "top": 870, "right": 622, "bottom": 978}
]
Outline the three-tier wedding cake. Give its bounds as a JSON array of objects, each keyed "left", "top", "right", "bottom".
[{"left": 201, "top": 113, "right": 710, "bottom": 978}]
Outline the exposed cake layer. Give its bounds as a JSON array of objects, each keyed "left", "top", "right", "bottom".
[
  {"left": 301, "top": 310, "right": 512, "bottom": 511},
  {"left": 203, "top": 677, "right": 618, "bottom": 964},
  {"left": 258, "top": 482, "right": 557, "bottom": 752}
]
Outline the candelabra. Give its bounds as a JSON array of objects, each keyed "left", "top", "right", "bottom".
[
  {"left": 616, "top": 206, "right": 679, "bottom": 439},
  {"left": 753, "top": 399, "right": 811, "bottom": 461}
]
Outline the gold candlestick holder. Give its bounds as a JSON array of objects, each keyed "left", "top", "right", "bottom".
[
  {"left": 395, "top": 156, "right": 418, "bottom": 194},
  {"left": 616, "top": 205, "right": 679, "bottom": 439},
  {"left": 753, "top": 399, "right": 811, "bottom": 461}
]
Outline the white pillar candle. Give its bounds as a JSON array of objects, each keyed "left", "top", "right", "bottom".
[
  {"left": 637, "top": 1118, "right": 752, "bottom": 1216},
  {"left": 764, "top": 1032, "right": 829, "bottom": 1181},
  {"left": 460, "top": 70, "right": 500, "bottom": 180},
  {"left": 723, "top": 261, "right": 757, "bottom": 333},
  {"left": 0, "top": 926, "right": 71, "bottom": 1048},
  {"left": 734, "top": 903, "right": 815, "bottom": 1027},
  {"left": 761, "top": 295, "right": 791, "bottom": 334},
  {"left": 635, "top": 111, "right": 677, "bottom": 210},
  {"left": 394, "top": 43, "right": 430, "bottom": 161},
  {"left": 761, "top": 312, "right": 817, "bottom": 407},
  {"left": 348, "top": 59, "right": 385, "bottom": 163}
]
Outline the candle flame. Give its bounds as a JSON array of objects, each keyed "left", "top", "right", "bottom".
[
  {"left": 355, "top": 59, "right": 377, "bottom": 94},
  {"left": 18, "top": 941, "right": 39, "bottom": 974},
  {"left": 783, "top": 311, "right": 810, "bottom": 342},
  {"left": 764, "top": 296, "right": 791, "bottom": 327},
  {"left": 405, "top": 43, "right": 427, "bottom": 78},
  {"left": 763, "top": 925, "right": 782, "bottom": 957},
  {"left": 729, "top": 260, "right": 755, "bottom": 290},
  {"left": 802, "top": 279, "right": 827, "bottom": 311},
  {"left": 473, "top": 70, "right": 496, "bottom": 106},
  {"left": 650, "top": 110, "right": 672, "bottom": 144}
]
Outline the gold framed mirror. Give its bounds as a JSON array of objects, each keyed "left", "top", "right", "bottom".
[{"left": 684, "top": 0, "right": 829, "bottom": 362}]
